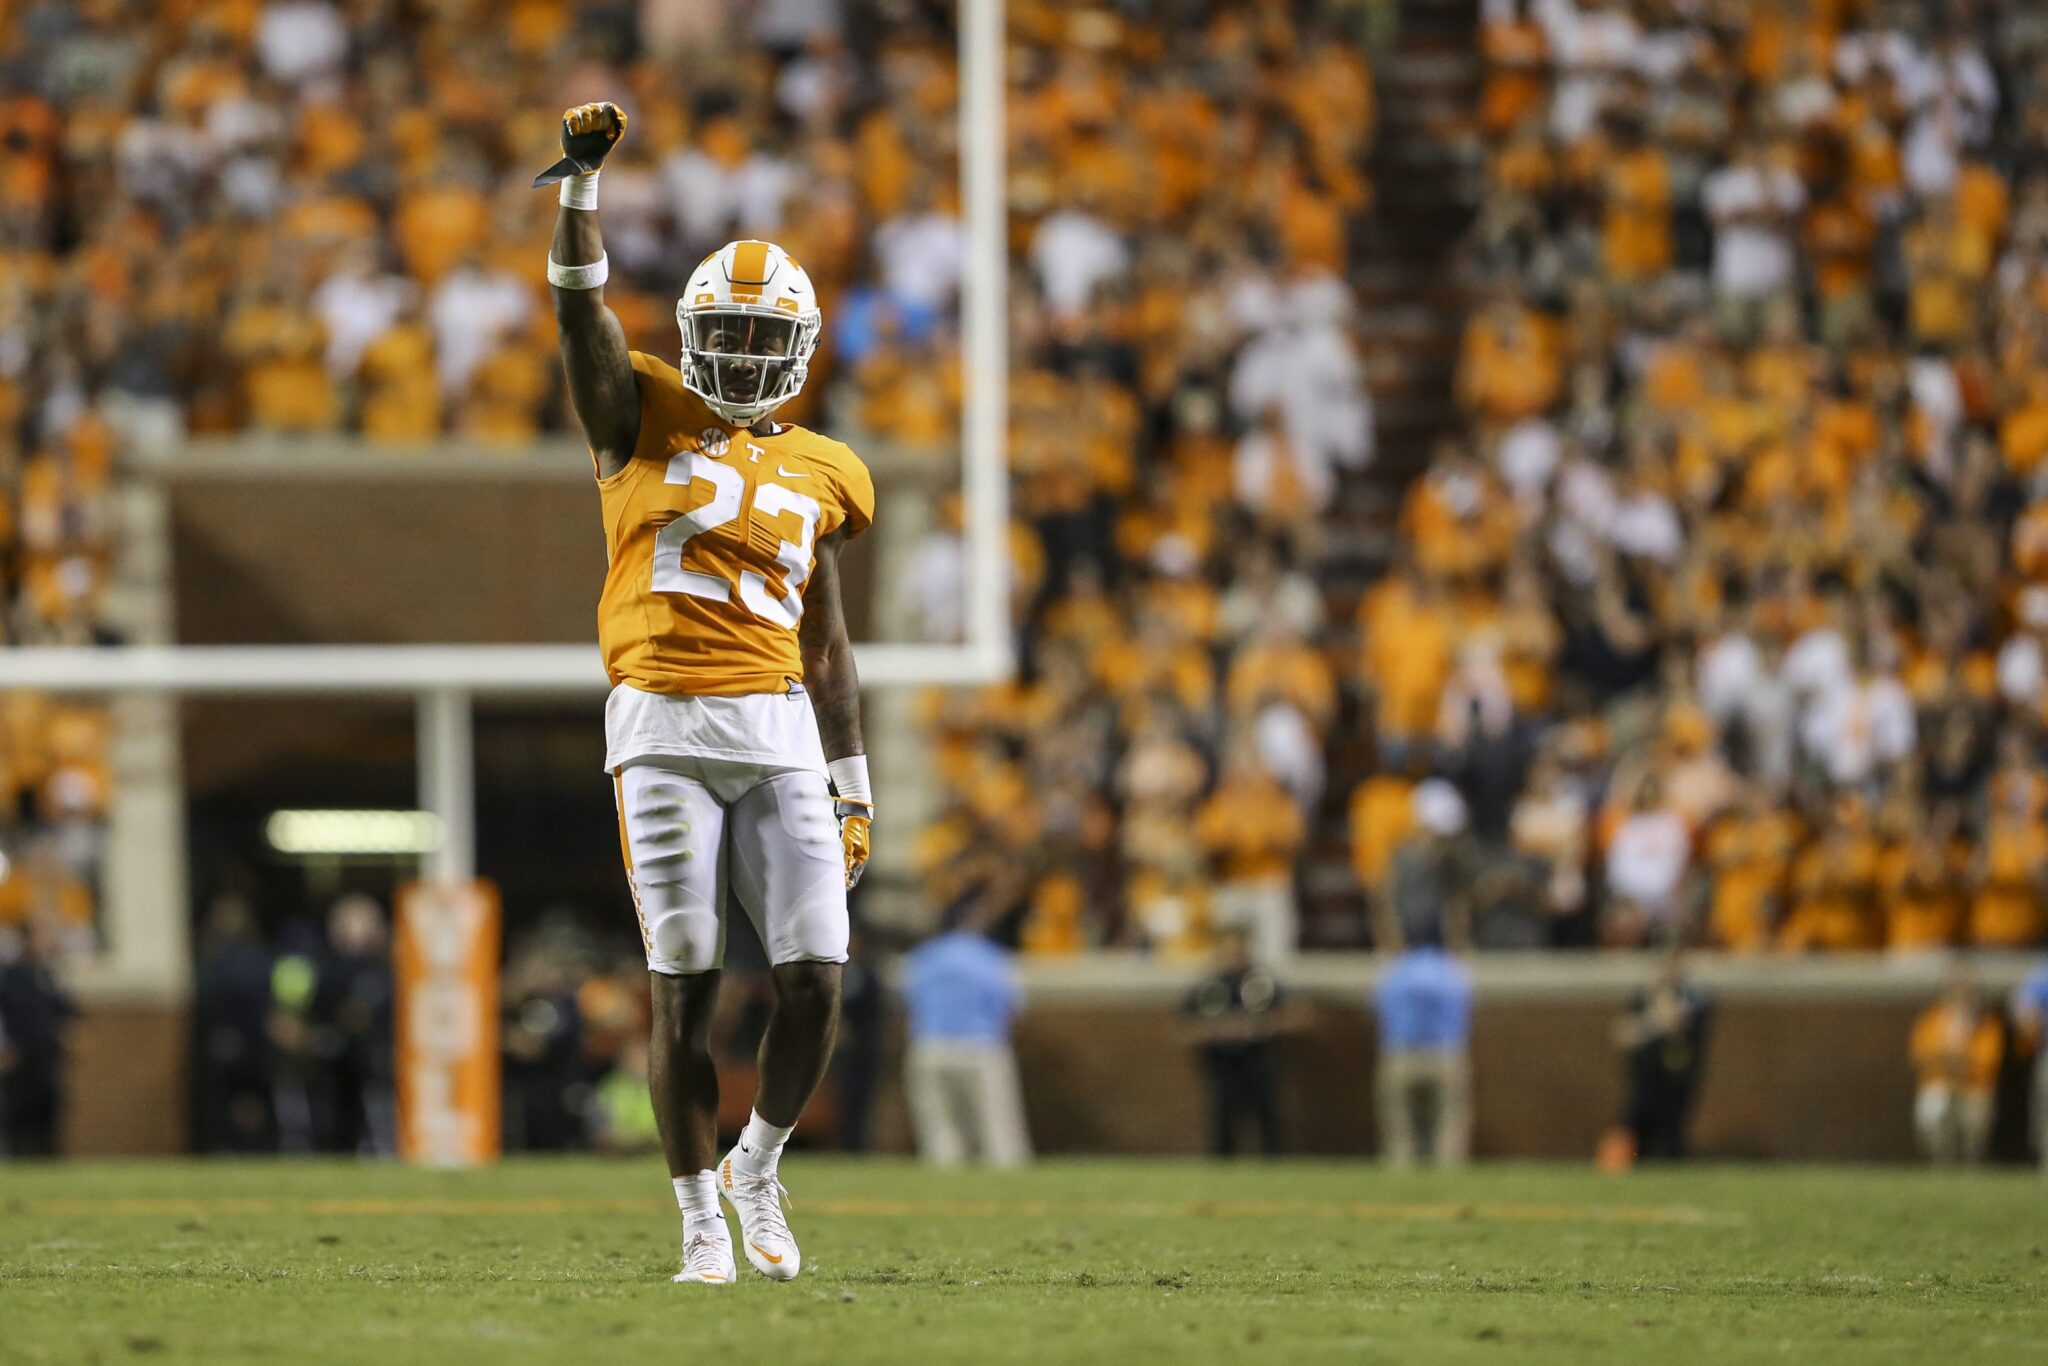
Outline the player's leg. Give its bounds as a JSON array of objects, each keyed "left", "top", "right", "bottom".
[
  {"left": 1440, "top": 1050, "right": 1474, "bottom": 1167},
  {"left": 1205, "top": 1058, "right": 1236, "bottom": 1156},
  {"left": 720, "top": 764, "right": 850, "bottom": 1280},
  {"left": 756, "top": 959, "right": 843, "bottom": 1132},
  {"left": 972, "top": 1042, "right": 1033, "bottom": 1168},
  {"left": 1249, "top": 1051, "right": 1281, "bottom": 1156},
  {"left": 1959, "top": 1093, "right": 1994, "bottom": 1164},
  {"left": 1639, "top": 1098, "right": 1681, "bottom": 1161},
  {"left": 1378, "top": 1051, "right": 1416, "bottom": 1168},
  {"left": 905, "top": 1040, "right": 967, "bottom": 1166},
  {"left": 937, "top": 1049, "right": 979, "bottom": 1163},
  {"left": 614, "top": 761, "right": 736, "bottom": 1285},
  {"left": 1924, "top": 1089, "right": 1960, "bottom": 1164},
  {"left": 1908, "top": 1081, "right": 1941, "bottom": 1163},
  {"left": 649, "top": 972, "right": 722, "bottom": 1180}
]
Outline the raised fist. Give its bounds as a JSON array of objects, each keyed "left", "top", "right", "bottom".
[{"left": 532, "top": 102, "right": 628, "bottom": 187}]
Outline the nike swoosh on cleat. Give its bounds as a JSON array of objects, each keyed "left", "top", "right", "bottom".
[
  {"left": 749, "top": 1243, "right": 784, "bottom": 1264},
  {"left": 777, "top": 465, "right": 806, "bottom": 478}
]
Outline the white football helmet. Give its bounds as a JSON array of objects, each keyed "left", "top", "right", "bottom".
[{"left": 677, "top": 239, "right": 822, "bottom": 426}]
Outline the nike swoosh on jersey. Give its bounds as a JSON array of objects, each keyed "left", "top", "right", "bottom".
[{"left": 777, "top": 465, "right": 807, "bottom": 478}]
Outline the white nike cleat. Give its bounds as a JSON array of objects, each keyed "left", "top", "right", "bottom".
[
  {"left": 719, "top": 1146, "right": 801, "bottom": 1281},
  {"left": 672, "top": 1222, "right": 736, "bottom": 1286}
]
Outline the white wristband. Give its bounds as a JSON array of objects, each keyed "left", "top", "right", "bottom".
[
  {"left": 547, "top": 253, "right": 608, "bottom": 290},
  {"left": 559, "top": 169, "right": 599, "bottom": 210},
  {"left": 828, "top": 755, "right": 872, "bottom": 809}
]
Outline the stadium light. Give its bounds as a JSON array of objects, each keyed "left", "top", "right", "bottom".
[{"left": 265, "top": 809, "right": 444, "bottom": 857}]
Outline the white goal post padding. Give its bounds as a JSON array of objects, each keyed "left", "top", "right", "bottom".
[{"left": 0, "top": 642, "right": 1000, "bottom": 695}]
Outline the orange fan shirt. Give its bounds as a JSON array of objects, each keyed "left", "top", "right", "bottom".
[{"left": 596, "top": 352, "right": 874, "bottom": 698}]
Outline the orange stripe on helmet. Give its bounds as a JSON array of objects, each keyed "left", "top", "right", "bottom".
[{"left": 728, "top": 240, "right": 771, "bottom": 285}]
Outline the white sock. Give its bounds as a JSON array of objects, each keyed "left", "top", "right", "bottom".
[
  {"left": 736, "top": 1110, "right": 794, "bottom": 1169},
  {"left": 673, "top": 1170, "right": 719, "bottom": 1226}
]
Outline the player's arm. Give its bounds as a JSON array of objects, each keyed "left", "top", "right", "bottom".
[
  {"left": 540, "top": 102, "right": 639, "bottom": 476},
  {"left": 801, "top": 527, "right": 871, "bottom": 888}
]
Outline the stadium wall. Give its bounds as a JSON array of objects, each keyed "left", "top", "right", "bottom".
[
  {"left": 58, "top": 955, "right": 2034, "bottom": 1161},
  {"left": 1004, "top": 997, "right": 1923, "bottom": 1161},
  {"left": 164, "top": 446, "right": 879, "bottom": 647}
]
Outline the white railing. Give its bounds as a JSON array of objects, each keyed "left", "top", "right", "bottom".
[
  {"left": 0, "top": 638, "right": 1005, "bottom": 893},
  {"left": 0, "top": 641, "right": 1004, "bottom": 695}
]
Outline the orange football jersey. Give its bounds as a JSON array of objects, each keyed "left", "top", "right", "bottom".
[{"left": 596, "top": 352, "right": 874, "bottom": 697}]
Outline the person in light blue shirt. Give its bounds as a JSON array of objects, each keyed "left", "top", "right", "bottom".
[
  {"left": 1372, "top": 938, "right": 1473, "bottom": 1168},
  {"left": 901, "top": 914, "right": 1030, "bottom": 1166},
  {"left": 2012, "top": 960, "right": 2048, "bottom": 1171}
]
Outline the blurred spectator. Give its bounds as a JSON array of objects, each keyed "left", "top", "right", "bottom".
[
  {"left": 1383, "top": 779, "right": 1527, "bottom": 948},
  {"left": 1372, "top": 934, "right": 1474, "bottom": 1169},
  {"left": 1197, "top": 739, "right": 1306, "bottom": 969},
  {"left": 0, "top": 838, "right": 97, "bottom": 959},
  {"left": 1611, "top": 953, "right": 1711, "bottom": 1162},
  {"left": 315, "top": 894, "right": 394, "bottom": 1157},
  {"left": 901, "top": 906, "right": 1030, "bottom": 1168},
  {"left": 1911, "top": 966, "right": 2003, "bottom": 1166},
  {"left": 190, "top": 895, "right": 275, "bottom": 1153},
  {"left": 1509, "top": 748, "right": 1592, "bottom": 940},
  {"left": 1702, "top": 141, "right": 1805, "bottom": 330},
  {"left": 2013, "top": 957, "right": 2048, "bottom": 1171},
  {"left": 1181, "top": 927, "right": 1293, "bottom": 1157},
  {"left": 589, "top": 1039, "right": 661, "bottom": 1156},
  {"left": 501, "top": 929, "right": 587, "bottom": 1153},
  {"left": 0, "top": 918, "right": 74, "bottom": 1156},
  {"left": 266, "top": 925, "right": 323, "bottom": 1153},
  {"left": 832, "top": 923, "right": 885, "bottom": 1153},
  {"left": 1604, "top": 775, "right": 1692, "bottom": 945}
]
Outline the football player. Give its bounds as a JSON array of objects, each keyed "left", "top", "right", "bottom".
[{"left": 542, "top": 102, "right": 873, "bottom": 1286}]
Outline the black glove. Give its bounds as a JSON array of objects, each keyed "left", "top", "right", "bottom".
[{"left": 532, "top": 102, "right": 628, "bottom": 188}]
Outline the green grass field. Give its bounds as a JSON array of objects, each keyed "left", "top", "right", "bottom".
[{"left": 2, "top": 1157, "right": 2044, "bottom": 1364}]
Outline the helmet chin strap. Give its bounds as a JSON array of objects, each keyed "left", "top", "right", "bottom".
[{"left": 692, "top": 374, "right": 783, "bottom": 428}]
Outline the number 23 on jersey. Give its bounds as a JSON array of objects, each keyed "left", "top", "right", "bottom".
[
  {"left": 653, "top": 443, "right": 819, "bottom": 630},
  {"left": 595, "top": 349, "right": 872, "bottom": 699}
]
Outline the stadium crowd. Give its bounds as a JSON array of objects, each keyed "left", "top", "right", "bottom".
[
  {"left": 0, "top": 692, "right": 111, "bottom": 961},
  {"left": 911, "top": 0, "right": 1377, "bottom": 960},
  {"left": 0, "top": 0, "right": 1376, "bottom": 962},
  {"left": 0, "top": 0, "right": 1381, "bottom": 961},
  {"left": 1383, "top": 0, "right": 2048, "bottom": 955},
  {"left": 6, "top": 0, "right": 2048, "bottom": 964},
  {"left": 935, "top": 0, "right": 2048, "bottom": 961}
]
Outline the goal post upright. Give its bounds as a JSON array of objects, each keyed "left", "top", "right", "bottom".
[{"left": 960, "top": 0, "right": 1012, "bottom": 682}]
